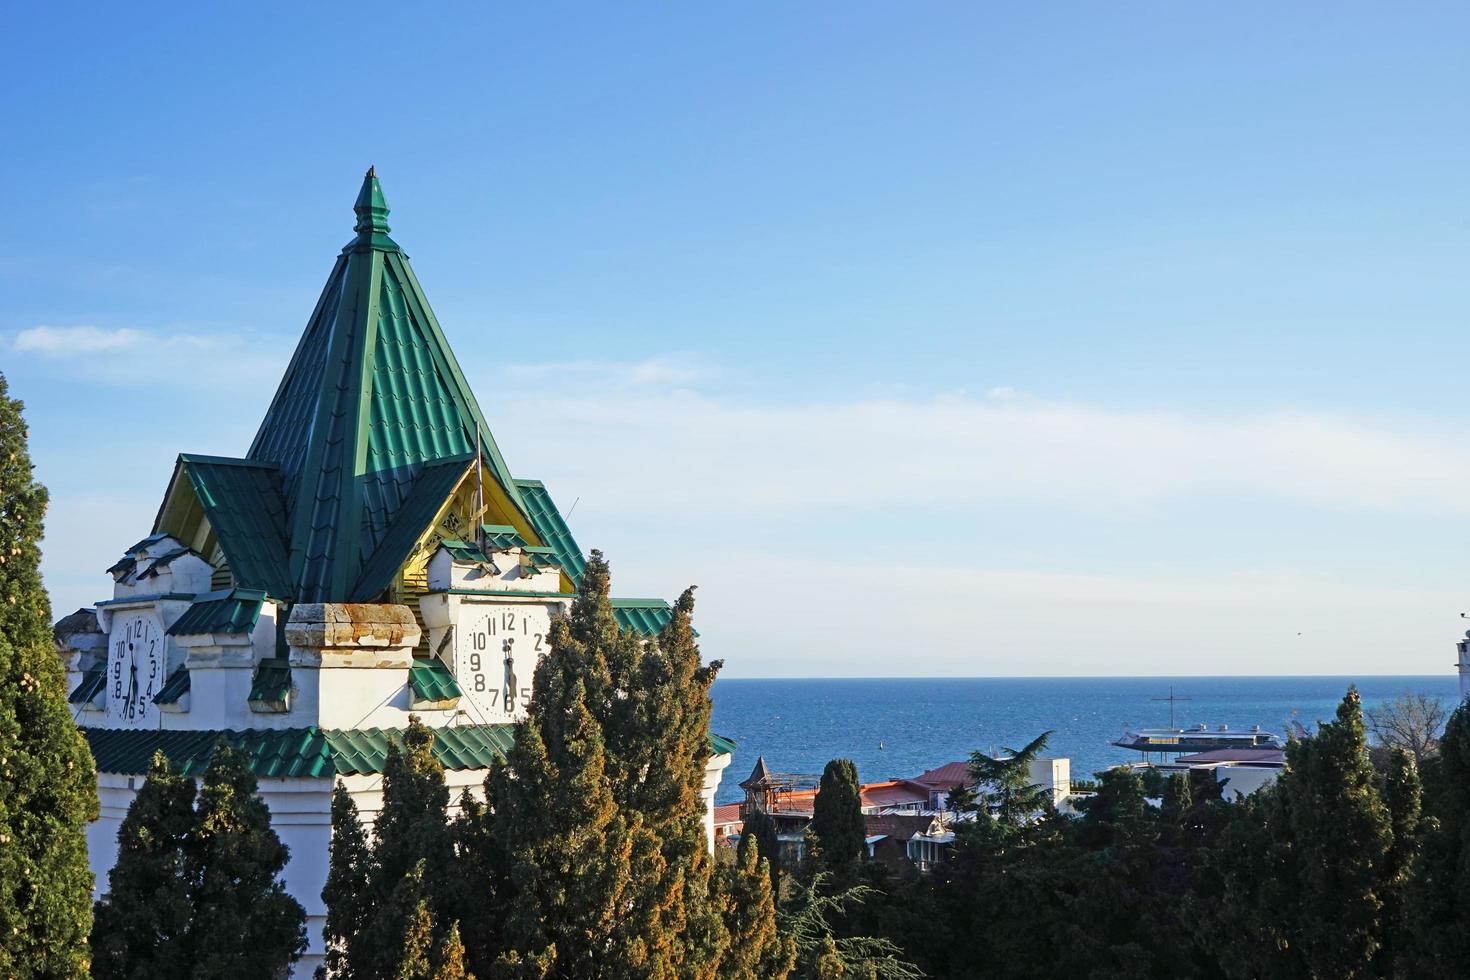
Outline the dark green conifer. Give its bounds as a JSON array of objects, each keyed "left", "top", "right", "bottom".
[
  {"left": 714, "top": 832, "right": 795, "bottom": 980},
  {"left": 321, "top": 717, "right": 460, "bottom": 979},
  {"left": 91, "top": 752, "right": 196, "bottom": 980},
  {"left": 322, "top": 782, "right": 376, "bottom": 978},
  {"left": 966, "top": 731, "right": 1054, "bottom": 833},
  {"left": 739, "top": 807, "right": 782, "bottom": 893},
  {"left": 1282, "top": 687, "right": 1392, "bottom": 977},
  {"left": 1402, "top": 699, "right": 1470, "bottom": 976},
  {"left": 810, "top": 759, "right": 865, "bottom": 876},
  {"left": 0, "top": 374, "right": 99, "bottom": 978},
  {"left": 93, "top": 746, "right": 306, "bottom": 979},
  {"left": 186, "top": 745, "right": 308, "bottom": 979}
]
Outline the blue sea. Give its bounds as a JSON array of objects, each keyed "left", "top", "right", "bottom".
[{"left": 708, "top": 676, "right": 1462, "bottom": 804}]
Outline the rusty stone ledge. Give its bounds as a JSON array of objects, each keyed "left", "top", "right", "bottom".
[{"left": 286, "top": 603, "right": 421, "bottom": 668}]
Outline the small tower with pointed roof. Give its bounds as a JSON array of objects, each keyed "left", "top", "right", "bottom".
[{"left": 59, "top": 171, "right": 736, "bottom": 978}]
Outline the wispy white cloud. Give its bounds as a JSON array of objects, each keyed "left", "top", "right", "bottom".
[
  {"left": 676, "top": 554, "right": 1463, "bottom": 677},
  {"left": 503, "top": 355, "right": 707, "bottom": 389},
  {"left": 10, "top": 324, "right": 287, "bottom": 392},
  {"left": 14, "top": 325, "right": 146, "bottom": 355},
  {"left": 489, "top": 379, "right": 1470, "bottom": 519}
]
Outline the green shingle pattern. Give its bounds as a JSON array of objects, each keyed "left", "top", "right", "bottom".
[
  {"left": 175, "top": 456, "right": 293, "bottom": 597},
  {"left": 351, "top": 455, "right": 472, "bottom": 600},
  {"left": 439, "top": 539, "right": 492, "bottom": 563},
  {"left": 409, "top": 658, "right": 461, "bottom": 702},
  {"left": 709, "top": 733, "right": 737, "bottom": 756},
  {"left": 514, "top": 480, "right": 586, "bottom": 586},
  {"left": 154, "top": 668, "right": 191, "bottom": 704},
  {"left": 69, "top": 665, "right": 105, "bottom": 704},
  {"left": 611, "top": 598, "right": 674, "bottom": 637},
  {"left": 249, "top": 658, "right": 292, "bottom": 704},
  {"left": 81, "top": 724, "right": 518, "bottom": 778},
  {"left": 481, "top": 524, "right": 527, "bottom": 550},
  {"left": 245, "top": 172, "right": 527, "bottom": 602},
  {"left": 167, "top": 588, "right": 267, "bottom": 636}
]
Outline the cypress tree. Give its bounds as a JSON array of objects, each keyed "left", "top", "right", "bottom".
[
  {"left": 486, "top": 678, "right": 637, "bottom": 977},
  {"left": 322, "top": 782, "right": 376, "bottom": 978},
  {"left": 714, "top": 833, "right": 795, "bottom": 980},
  {"left": 1403, "top": 699, "right": 1470, "bottom": 975},
  {"left": 92, "top": 746, "right": 306, "bottom": 979},
  {"left": 91, "top": 752, "right": 196, "bottom": 980},
  {"left": 186, "top": 745, "right": 308, "bottom": 979},
  {"left": 739, "top": 807, "right": 782, "bottom": 894},
  {"left": 476, "top": 551, "right": 776, "bottom": 978},
  {"left": 0, "top": 373, "right": 98, "bottom": 978},
  {"left": 1379, "top": 748, "right": 1421, "bottom": 977},
  {"left": 1281, "top": 687, "right": 1392, "bottom": 978},
  {"left": 810, "top": 760, "right": 865, "bottom": 877},
  {"left": 321, "top": 717, "right": 464, "bottom": 980}
]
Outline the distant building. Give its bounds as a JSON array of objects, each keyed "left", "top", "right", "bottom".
[
  {"left": 712, "top": 803, "right": 743, "bottom": 846},
  {"left": 1171, "top": 747, "right": 1285, "bottom": 799},
  {"left": 914, "top": 756, "right": 1072, "bottom": 811},
  {"left": 736, "top": 752, "right": 1075, "bottom": 871}
]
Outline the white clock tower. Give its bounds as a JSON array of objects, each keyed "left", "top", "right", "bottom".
[{"left": 61, "top": 170, "right": 734, "bottom": 979}]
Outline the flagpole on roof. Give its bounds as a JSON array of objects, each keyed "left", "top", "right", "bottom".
[{"left": 475, "top": 424, "right": 485, "bottom": 552}]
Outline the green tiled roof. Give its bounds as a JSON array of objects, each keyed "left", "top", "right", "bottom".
[
  {"left": 514, "top": 480, "right": 586, "bottom": 586},
  {"left": 81, "top": 724, "right": 518, "bottom": 778},
  {"left": 481, "top": 524, "right": 527, "bottom": 551},
  {"left": 409, "top": 658, "right": 461, "bottom": 703},
  {"left": 167, "top": 588, "right": 267, "bottom": 636},
  {"left": 174, "top": 456, "right": 293, "bottom": 597},
  {"left": 439, "top": 539, "right": 492, "bottom": 563},
  {"left": 249, "top": 658, "right": 292, "bottom": 705},
  {"left": 351, "top": 455, "right": 473, "bottom": 600},
  {"left": 69, "top": 664, "right": 105, "bottom": 704},
  {"left": 611, "top": 598, "right": 674, "bottom": 637},
  {"left": 81, "top": 724, "right": 730, "bottom": 777},
  {"left": 154, "top": 668, "right": 191, "bottom": 705},
  {"left": 246, "top": 171, "right": 528, "bottom": 603}
]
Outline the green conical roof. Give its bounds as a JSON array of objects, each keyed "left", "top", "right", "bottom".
[{"left": 247, "top": 169, "right": 527, "bottom": 602}]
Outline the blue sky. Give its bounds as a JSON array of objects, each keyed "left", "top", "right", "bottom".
[{"left": 3, "top": 3, "right": 1468, "bottom": 676}]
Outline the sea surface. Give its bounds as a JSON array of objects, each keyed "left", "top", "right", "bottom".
[{"left": 708, "top": 676, "right": 1461, "bottom": 804}]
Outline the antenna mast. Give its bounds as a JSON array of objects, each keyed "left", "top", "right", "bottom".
[{"left": 1150, "top": 686, "right": 1192, "bottom": 729}]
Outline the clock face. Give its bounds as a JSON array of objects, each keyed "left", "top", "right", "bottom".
[
  {"left": 453, "top": 603, "right": 555, "bottom": 723},
  {"left": 107, "top": 611, "right": 166, "bottom": 726}
]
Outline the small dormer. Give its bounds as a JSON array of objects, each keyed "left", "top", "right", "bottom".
[
  {"left": 105, "top": 534, "right": 213, "bottom": 600},
  {"left": 425, "top": 524, "right": 563, "bottom": 594}
]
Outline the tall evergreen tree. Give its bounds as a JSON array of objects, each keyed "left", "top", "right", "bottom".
[
  {"left": 1197, "top": 688, "right": 1394, "bottom": 979},
  {"left": 322, "top": 783, "right": 375, "bottom": 979},
  {"left": 0, "top": 373, "right": 98, "bottom": 978},
  {"left": 476, "top": 551, "right": 779, "bottom": 979},
  {"left": 1378, "top": 749, "right": 1421, "bottom": 978},
  {"left": 739, "top": 807, "right": 782, "bottom": 894},
  {"left": 1282, "top": 688, "right": 1392, "bottom": 978},
  {"left": 1403, "top": 698, "right": 1470, "bottom": 976},
  {"left": 714, "top": 832, "right": 795, "bottom": 980},
  {"left": 91, "top": 753, "right": 196, "bottom": 980},
  {"left": 187, "top": 746, "right": 308, "bottom": 979},
  {"left": 321, "top": 717, "right": 466, "bottom": 980},
  {"left": 810, "top": 760, "right": 865, "bottom": 877},
  {"left": 92, "top": 746, "right": 306, "bottom": 979}
]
